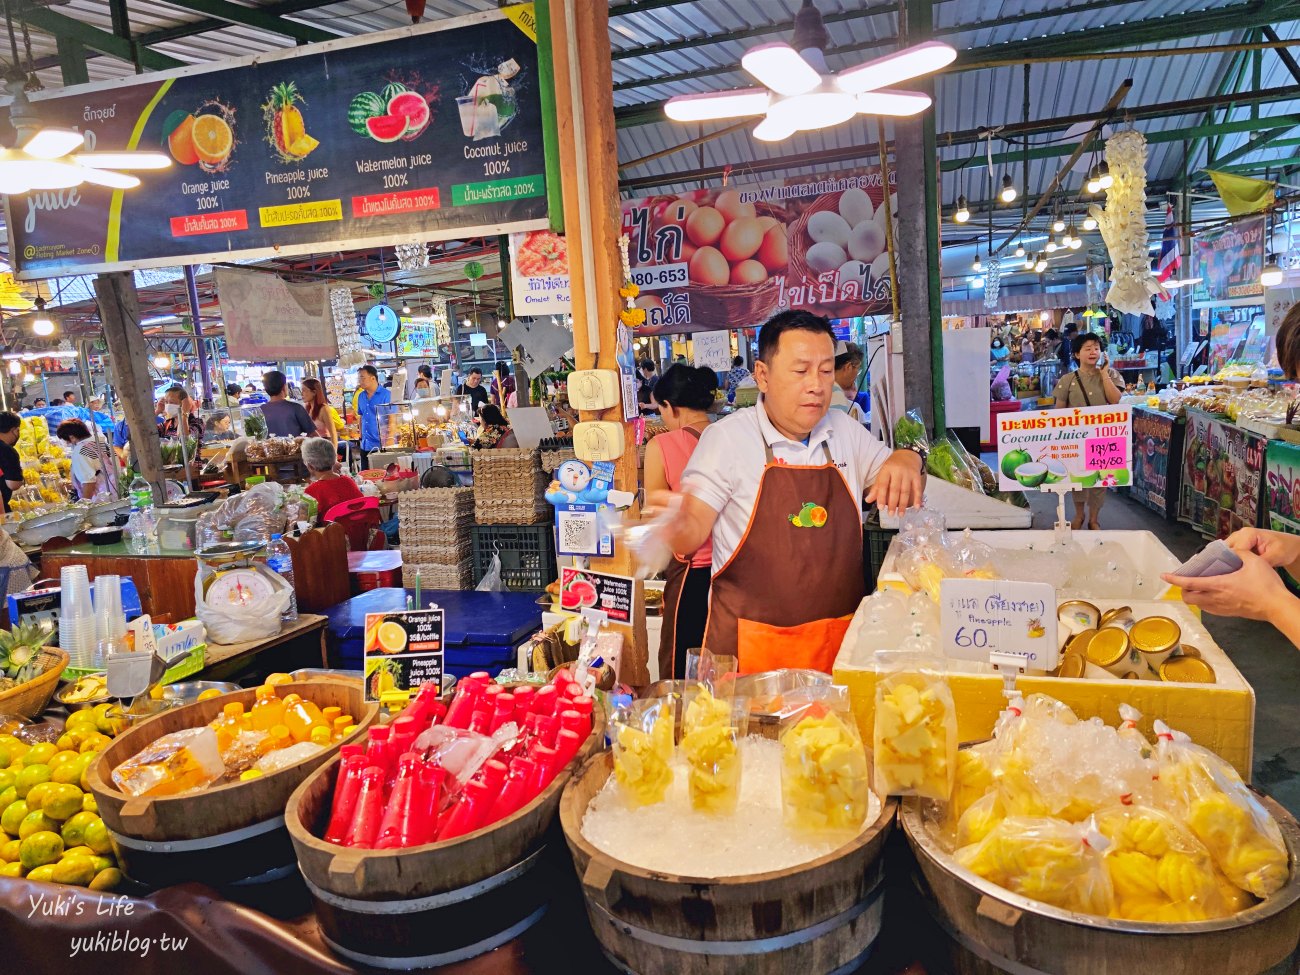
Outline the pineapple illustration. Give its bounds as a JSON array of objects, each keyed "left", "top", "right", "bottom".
[
  {"left": 1027, "top": 617, "right": 1045, "bottom": 639},
  {"left": 263, "top": 81, "right": 319, "bottom": 163},
  {"left": 368, "top": 657, "right": 402, "bottom": 699}
]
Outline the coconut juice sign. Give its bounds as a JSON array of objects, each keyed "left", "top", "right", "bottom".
[
  {"left": 996, "top": 405, "right": 1133, "bottom": 492},
  {"left": 8, "top": 6, "right": 547, "bottom": 277}
]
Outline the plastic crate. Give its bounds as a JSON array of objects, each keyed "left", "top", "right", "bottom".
[
  {"left": 864, "top": 523, "right": 898, "bottom": 593},
  {"left": 472, "top": 523, "right": 558, "bottom": 592}
]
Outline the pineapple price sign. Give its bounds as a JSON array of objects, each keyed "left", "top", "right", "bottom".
[
  {"left": 940, "top": 579, "right": 1059, "bottom": 671},
  {"left": 363, "top": 609, "right": 444, "bottom": 703},
  {"left": 9, "top": 6, "right": 548, "bottom": 278}
]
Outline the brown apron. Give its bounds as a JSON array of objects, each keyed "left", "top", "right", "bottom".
[
  {"left": 704, "top": 441, "right": 865, "bottom": 674},
  {"left": 658, "top": 427, "right": 704, "bottom": 680}
]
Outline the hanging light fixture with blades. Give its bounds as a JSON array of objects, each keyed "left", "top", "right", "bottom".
[
  {"left": 0, "top": 4, "right": 169, "bottom": 195},
  {"left": 664, "top": 1, "right": 955, "bottom": 140}
]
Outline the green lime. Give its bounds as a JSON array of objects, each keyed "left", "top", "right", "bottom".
[
  {"left": 15, "top": 764, "right": 51, "bottom": 798},
  {"left": 82, "top": 818, "right": 112, "bottom": 856},
  {"left": 60, "top": 811, "right": 97, "bottom": 848},
  {"left": 18, "top": 809, "right": 58, "bottom": 840},
  {"left": 0, "top": 799, "right": 29, "bottom": 836},
  {"left": 18, "top": 830, "right": 63, "bottom": 870}
]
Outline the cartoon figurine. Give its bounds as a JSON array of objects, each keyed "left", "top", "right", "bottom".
[{"left": 546, "top": 459, "right": 611, "bottom": 505}]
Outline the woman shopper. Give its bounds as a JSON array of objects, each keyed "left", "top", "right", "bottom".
[
  {"left": 642, "top": 364, "right": 717, "bottom": 679},
  {"left": 301, "top": 378, "right": 342, "bottom": 447},
  {"left": 474, "top": 404, "right": 518, "bottom": 449},
  {"left": 57, "top": 419, "right": 117, "bottom": 501},
  {"left": 1052, "top": 331, "right": 1123, "bottom": 529},
  {"left": 301, "top": 436, "right": 362, "bottom": 525}
]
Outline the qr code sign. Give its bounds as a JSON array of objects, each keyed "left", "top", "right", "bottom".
[{"left": 558, "top": 510, "right": 598, "bottom": 556}]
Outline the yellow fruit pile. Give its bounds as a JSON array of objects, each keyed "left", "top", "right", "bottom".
[
  {"left": 680, "top": 688, "right": 740, "bottom": 815},
  {"left": 613, "top": 707, "right": 674, "bottom": 807},
  {"left": 874, "top": 674, "right": 956, "bottom": 801},
  {"left": 0, "top": 705, "right": 124, "bottom": 890},
  {"left": 781, "top": 708, "right": 870, "bottom": 833}
]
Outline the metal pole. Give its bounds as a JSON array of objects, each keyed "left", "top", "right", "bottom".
[{"left": 184, "top": 266, "right": 214, "bottom": 404}]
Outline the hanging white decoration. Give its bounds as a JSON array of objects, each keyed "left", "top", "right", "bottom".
[
  {"left": 983, "top": 256, "right": 1001, "bottom": 309},
  {"left": 394, "top": 242, "right": 429, "bottom": 273},
  {"left": 330, "top": 287, "right": 367, "bottom": 368},
  {"left": 428, "top": 295, "right": 450, "bottom": 348},
  {"left": 1088, "top": 128, "right": 1162, "bottom": 316}
]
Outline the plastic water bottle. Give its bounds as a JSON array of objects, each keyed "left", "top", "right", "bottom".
[
  {"left": 128, "top": 474, "right": 153, "bottom": 512},
  {"left": 267, "top": 534, "right": 298, "bottom": 622}
]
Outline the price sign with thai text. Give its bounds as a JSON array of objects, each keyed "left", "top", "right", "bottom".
[
  {"left": 940, "top": 578, "right": 1058, "bottom": 671},
  {"left": 996, "top": 404, "right": 1133, "bottom": 492}
]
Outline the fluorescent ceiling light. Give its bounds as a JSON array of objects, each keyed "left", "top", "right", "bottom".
[
  {"left": 856, "top": 89, "right": 931, "bottom": 117},
  {"left": 753, "top": 116, "right": 796, "bottom": 142},
  {"left": 79, "top": 168, "right": 141, "bottom": 190},
  {"left": 665, "top": 88, "right": 770, "bottom": 122},
  {"left": 742, "top": 43, "right": 823, "bottom": 96},
  {"left": 835, "top": 40, "right": 957, "bottom": 94},
  {"left": 768, "top": 90, "right": 856, "bottom": 132},
  {"left": 23, "top": 128, "right": 84, "bottom": 160},
  {"left": 72, "top": 151, "right": 170, "bottom": 171}
]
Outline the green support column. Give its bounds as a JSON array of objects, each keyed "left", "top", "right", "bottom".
[
  {"left": 534, "top": 0, "right": 565, "bottom": 234},
  {"left": 57, "top": 37, "right": 90, "bottom": 87}
]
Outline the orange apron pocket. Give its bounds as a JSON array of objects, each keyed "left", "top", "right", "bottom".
[{"left": 736, "top": 614, "right": 854, "bottom": 675}]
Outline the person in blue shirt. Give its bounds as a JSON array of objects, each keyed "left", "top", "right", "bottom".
[{"left": 356, "top": 363, "right": 390, "bottom": 469}]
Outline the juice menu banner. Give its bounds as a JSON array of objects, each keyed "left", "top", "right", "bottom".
[
  {"left": 1191, "top": 215, "right": 1265, "bottom": 303},
  {"left": 620, "top": 166, "right": 896, "bottom": 335},
  {"left": 9, "top": 7, "right": 547, "bottom": 278},
  {"left": 996, "top": 404, "right": 1133, "bottom": 492}
]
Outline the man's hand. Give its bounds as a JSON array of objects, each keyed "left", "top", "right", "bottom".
[
  {"left": 865, "top": 449, "right": 925, "bottom": 516},
  {"left": 643, "top": 490, "right": 717, "bottom": 558},
  {"left": 1162, "top": 550, "right": 1293, "bottom": 622},
  {"left": 1225, "top": 527, "right": 1300, "bottom": 575}
]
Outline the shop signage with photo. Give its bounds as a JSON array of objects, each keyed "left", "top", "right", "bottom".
[
  {"left": 1130, "top": 406, "right": 1184, "bottom": 518},
  {"left": 509, "top": 229, "right": 570, "bottom": 314},
  {"left": 363, "top": 608, "right": 444, "bottom": 702},
  {"left": 9, "top": 7, "right": 547, "bottom": 278},
  {"left": 558, "top": 567, "right": 632, "bottom": 623},
  {"left": 1263, "top": 440, "right": 1300, "bottom": 535},
  {"left": 995, "top": 404, "right": 1133, "bottom": 492},
  {"left": 1190, "top": 215, "right": 1266, "bottom": 303},
  {"left": 215, "top": 266, "right": 339, "bottom": 360},
  {"left": 940, "top": 578, "right": 1059, "bottom": 671},
  {"left": 1178, "top": 408, "right": 1265, "bottom": 538},
  {"left": 621, "top": 166, "right": 896, "bottom": 335}
]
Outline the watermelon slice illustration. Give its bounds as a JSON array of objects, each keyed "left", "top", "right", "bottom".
[
  {"left": 561, "top": 578, "right": 599, "bottom": 611},
  {"left": 388, "top": 91, "right": 431, "bottom": 141},
  {"left": 366, "top": 114, "right": 409, "bottom": 144}
]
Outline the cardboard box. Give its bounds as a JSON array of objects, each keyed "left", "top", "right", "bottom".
[{"left": 834, "top": 597, "right": 1255, "bottom": 779}]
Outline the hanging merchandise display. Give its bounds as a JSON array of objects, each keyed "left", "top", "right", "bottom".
[
  {"left": 983, "top": 256, "right": 1001, "bottom": 309},
  {"left": 394, "top": 242, "right": 430, "bottom": 273},
  {"left": 331, "top": 287, "right": 367, "bottom": 367},
  {"left": 1089, "top": 129, "right": 1161, "bottom": 316}
]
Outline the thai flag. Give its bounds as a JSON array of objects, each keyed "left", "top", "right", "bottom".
[{"left": 1156, "top": 203, "right": 1181, "bottom": 283}]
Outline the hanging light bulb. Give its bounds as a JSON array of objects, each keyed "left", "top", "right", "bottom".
[
  {"left": 1024, "top": 253, "right": 1036, "bottom": 270},
  {"left": 1082, "top": 214, "right": 1098, "bottom": 231},
  {"left": 1045, "top": 240, "right": 1058, "bottom": 253},
  {"left": 30, "top": 297, "right": 54, "bottom": 337},
  {"left": 1052, "top": 210, "right": 1065, "bottom": 233},
  {"left": 999, "top": 174, "right": 1017, "bottom": 203},
  {"left": 1061, "top": 228, "right": 1073, "bottom": 248},
  {"left": 1014, "top": 242, "right": 1026, "bottom": 258},
  {"left": 1035, "top": 258, "right": 1047, "bottom": 273},
  {"left": 400, "top": 300, "right": 411, "bottom": 315},
  {"left": 972, "top": 248, "right": 983, "bottom": 273},
  {"left": 1086, "top": 166, "right": 1102, "bottom": 194},
  {"left": 1097, "top": 162, "right": 1113, "bottom": 190},
  {"left": 1261, "top": 257, "right": 1285, "bottom": 288},
  {"left": 6, "top": 360, "right": 18, "bottom": 376},
  {"left": 1069, "top": 236, "right": 1082, "bottom": 250},
  {"left": 152, "top": 354, "right": 171, "bottom": 370},
  {"left": 953, "top": 195, "right": 970, "bottom": 223}
]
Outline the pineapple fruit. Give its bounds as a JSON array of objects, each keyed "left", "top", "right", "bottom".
[{"left": 263, "top": 82, "right": 318, "bottom": 163}]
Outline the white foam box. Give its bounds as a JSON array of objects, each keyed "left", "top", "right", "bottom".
[
  {"left": 833, "top": 597, "right": 1255, "bottom": 779},
  {"left": 876, "top": 529, "right": 1183, "bottom": 602}
]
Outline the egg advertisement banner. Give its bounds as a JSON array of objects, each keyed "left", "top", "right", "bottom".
[{"left": 620, "top": 167, "right": 896, "bottom": 335}]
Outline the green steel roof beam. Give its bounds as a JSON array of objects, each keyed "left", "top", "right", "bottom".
[
  {"left": 145, "top": 0, "right": 337, "bottom": 45},
  {"left": 19, "top": 7, "right": 182, "bottom": 72}
]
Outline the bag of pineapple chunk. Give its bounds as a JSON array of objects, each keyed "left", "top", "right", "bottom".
[
  {"left": 872, "top": 647, "right": 957, "bottom": 801},
  {"left": 680, "top": 681, "right": 747, "bottom": 815},
  {"left": 611, "top": 697, "right": 677, "bottom": 808},
  {"left": 779, "top": 684, "right": 871, "bottom": 834}
]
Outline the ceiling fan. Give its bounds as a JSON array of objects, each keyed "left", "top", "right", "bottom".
[
  {"left": 0, "top": 7, "right": 170, "bottom": 195},
  {"left": 664, "top": 0, "right": 956, "bottom": 141}
]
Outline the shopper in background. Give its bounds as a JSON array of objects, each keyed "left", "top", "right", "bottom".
[
  {"left": 356, "top": 364, "right": 390, "bottom": 469},
  {"left": 62, "top": 391, "right": 77, "bottom": 406},
  {"left": 724, "top": 355, "right": 750, "bottom": 403},
  {"left": 0, "top": 412, "right": 24, "bottom": 513},
  {"left": 456, "top": 367, "right": 490, "bottom": 414},
  {"left": 58, "top": 418, "right": 116, "bottom": 500},
  {"left": 302, "top": 436, "right": 362, "bottom": 525},
  {"left": 204, "top": 414, "right": 234, "bottom": 440},
  {"left": 159, "top": 385, "right": 203, "bottom": 442},
  {"left": 474, "top": 404, "right": 518, "bottom": 449},
  {"left": 413, "top": 364, "right": 434, "bottom": 399},
  {"left": 1058, "top": 322, "right": 1079, "bottom": 369},
  {"left": 636, "top": 359, "right": 659, "bottom": 412},
  {"left": 1165, "top": 304, "right": 1300, "bottom": 642},
  {"left": 32, "top": 398, "right": 45, "bottom": 409},
  {"left": 1020, "top": 333, "right": 1036, "bottom": 363},
  {"left": 260, "top": 370, "right": 316, "bottom": 437},
  {"left": 990, "top": 337, "right": 1010, "bottom": 363},
  {"left": 490, "top": 361, "right": 516, "bottom": 412},
  {"left": 643, "top": 364, "right": 717, "bottom": 679},
  {"left": 1052, "top": 332, "right": 1124, "bottom": 529},
  {"left": 830, "top": 341, "right": 868, "bottom": 425},
  {"left": 300, "top": 377, "right": 342, "bottom": 447}
]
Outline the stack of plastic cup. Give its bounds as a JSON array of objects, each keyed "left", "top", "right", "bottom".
[
  {"left": 58, "top": 566, "right": 97, "bottom": 669},
  {"left": 93, "top": 575, "right": 128, "bottom": 669}
]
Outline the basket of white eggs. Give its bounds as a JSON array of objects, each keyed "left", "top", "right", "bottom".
[{"left": 788, "top": 186, "right": 897, "bottom": 319}]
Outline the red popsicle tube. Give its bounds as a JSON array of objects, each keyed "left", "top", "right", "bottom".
[
  {"left": 323, "top": 754, "right": 367, "bottom": 845},
  {"left": 569, "top": 696, "right": 593, "bottom": 720},
  {"left": 487, "top": 767, "right": 531, "bottom": 824},
  {"left": 478, "top": 759, "right": 509, "bottom": 794},
  {"left": 533, "top": 685, "right": 558, "bottom": 716},
  {"left": 345, "top": 767, "right": 386, "bottom": 848},
  {"left": 536, "top": 713, "right": 559, "bottom": 749},
  {"left": 340, "top": 743, "right": 363, "bottom": 760},
  {"left": 444, "top": 675, "right": 488, "bottom": 729},
  {"left": 529, "top": 745, "right": 558, "bottom": 794},
  {"left": 469, "top": 705, "right": 492, "bottom": 735},
  {"left": 437, "top": 779, "right": 492, "bottom": 841},
  {"left": 511, "top": 686, "right": 536, "bottom": 719},
  {"left": 373, "top": 756, "right": 420, "bottom": 849},
  {"left": 490, "top": 693, "right": 515, "bottom": 733},
  {"left": 559, "top": 709, "right": 589, "bottom": 739},
  {"left": 554, "top": 728, "right": 583, "bottom": 770},
  {"left": 412, "top": 764, "right": 447, "bottom": 845}
]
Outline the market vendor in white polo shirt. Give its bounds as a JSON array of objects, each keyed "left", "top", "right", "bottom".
[{"left": 653, "top": 310, "right": 926, "bottom": 674}]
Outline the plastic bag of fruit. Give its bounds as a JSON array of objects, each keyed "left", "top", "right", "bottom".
[
  {"left": 1152, "top": 720, "right": 1288, "bottom": 898},
  {"left": 680, "top": 682, "right": 747, "bottom": 815},
  {"left": 872, "top": 647, "right": 956, "bottom": 801},
  {"left": 779, "top": 684, "right": 871, "bottom": 835},
  {"left": 611, "top": 698, "right": 676, "bottom": 808}
]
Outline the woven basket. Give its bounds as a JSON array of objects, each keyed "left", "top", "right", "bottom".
[
  {"left": 540, "top": 448, "right": 577, "bottom": 473},
  {"left": 0, "top": 647, "right": 68, "bottom": 720},
  {"left": 787, "top": 190, "right": 893, "bottom": 320},
  {"left": 471, "top": 450, "right": 544, "bottom": 501},
  {"left": 475, "top": 498, "right": 550, "bottom": 525}
]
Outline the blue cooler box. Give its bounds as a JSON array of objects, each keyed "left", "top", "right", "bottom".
[{"left": 325, "top": 588, "right": 542, "bottom": 678}]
